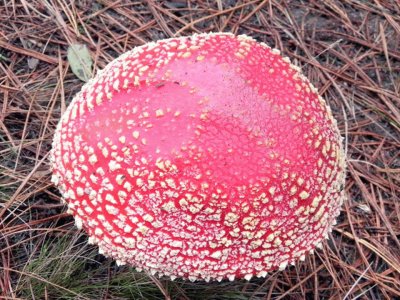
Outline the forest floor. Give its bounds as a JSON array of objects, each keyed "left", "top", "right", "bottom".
[{"left": 0, "top": 1, "right": 399, "bottom": 299}]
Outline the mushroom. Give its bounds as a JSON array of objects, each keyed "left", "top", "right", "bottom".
[{"left": 51, "top": 33, "right": 346, "bottom": 282}]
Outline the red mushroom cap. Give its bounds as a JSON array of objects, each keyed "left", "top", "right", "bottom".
[{"left": 51, "top": 33, "right": 346, "bottom": 282}]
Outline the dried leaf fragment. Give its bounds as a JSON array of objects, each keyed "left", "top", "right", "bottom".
[{"left": 67, "top": 43, "right": 93, "bottom": 82}]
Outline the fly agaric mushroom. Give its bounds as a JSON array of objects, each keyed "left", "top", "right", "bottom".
[{"left": 51, "top": 33, "right": 346, "bottom": 282}]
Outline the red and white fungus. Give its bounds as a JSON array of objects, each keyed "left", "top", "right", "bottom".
[{"left": 51, "top": 33, "right": 346, "bottom": 282}]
